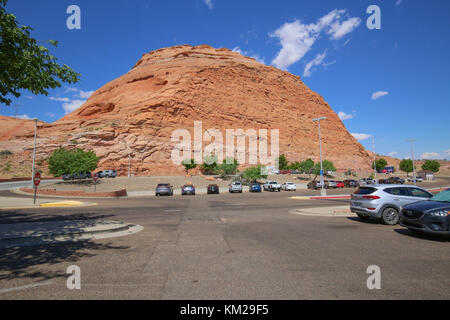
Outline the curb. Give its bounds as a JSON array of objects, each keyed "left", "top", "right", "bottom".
[{"left": 0, "top": 222, "right": 143, "bottom": 248}]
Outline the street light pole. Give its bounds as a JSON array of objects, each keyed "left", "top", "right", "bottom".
[
  {"left": 407, "top": 139, "right": 417, "bottom": 185},
  {"left": 30, "top": 118, "right": 38, "bottom": 188},
  {"left": 372, "top": 137, "right": 377, "bottom": 182},
  {"left": 312, "top": 117, "right": 327, "bottom": 196}
]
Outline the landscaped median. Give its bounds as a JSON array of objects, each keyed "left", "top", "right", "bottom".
[{"left": 19, "top": 187, "right": 127, "bottom": 198}]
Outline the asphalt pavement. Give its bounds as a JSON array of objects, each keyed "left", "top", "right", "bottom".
[{"left": 0, "top": 190, "right": 448, "bottom": 299}]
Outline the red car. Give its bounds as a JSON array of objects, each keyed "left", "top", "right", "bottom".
[
  {"left": 280, "top": 170, "right": 290, "bottom": 174},
  {"left": 336, "top": 181, "right": 345, "bottom": 188}
]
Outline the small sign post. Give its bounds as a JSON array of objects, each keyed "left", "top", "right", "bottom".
[
  {"left": 93, "top": 173, "right": 99, "bottom": 192},
  {"left": 33, "top": 172, "right": 41, "bottom": 205}
]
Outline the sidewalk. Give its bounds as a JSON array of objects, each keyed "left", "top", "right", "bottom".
[
  {"left": 0, "top": 219, "right": 143, "bottom": 248},
  {"left": 0, "top": 196, "right": 95, "bottom": 210},
  {"left": 290, "top": 206, "right": 353, "bottom": 217}
]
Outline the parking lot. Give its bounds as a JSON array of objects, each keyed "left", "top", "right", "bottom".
[{"left": 0, "top": 181, "right": 449, "bottom": 299}]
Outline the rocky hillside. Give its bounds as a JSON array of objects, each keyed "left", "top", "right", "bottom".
[{"left": 1, "top": 44, "right": 375, "bottom": 176}]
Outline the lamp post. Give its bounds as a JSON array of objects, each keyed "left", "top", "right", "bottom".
[
  {"left": 372, "top": 136, "right": 377, "bottom": 182},
  {"left": 30, "top": 118, "right": 38, "bottom": 188},
  {"left": 122, "top": 139, "right": 131, "bottom": 178},
  {"left": 312, "top": 117, "right": 326, "bottom": 196},
  {"left": 407, "top": 139, "right": 417, "bottom": 185}
]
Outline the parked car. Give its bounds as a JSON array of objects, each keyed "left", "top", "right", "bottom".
[
  {"left": 390, "top": 177, "right": 405, "bottom": 184},
  {"left": 181, "top": 184, "right": 195, "bottom": 195},
  {"left": 263, "top": 181, "right": 281, "bottom": 192},
  {"left": 290, "top": 170, "right": 300, "bottom": 174},
  {"left": 282, "top": 182, "right": 297, "bottom": 191},
  {"left": 97, "top": 170, "right": 117, "bottom": 178},
  {"left": 359, "top": 178, "right": 374, "bottom": 185},
  {"left": 249, "top": 183, "right": 262, "bottom": 193},
  {"left": 407, "top": 176, "right": 423, "bottom": 183},
  {"left": 343, "top": 179, "right": 359, "bottom": 188},
  {"left": 207, "top": 184, "right": 219, "bottom": 194},
  {"left": 307, "top": 181, "right": 322, "bottom": 190},
  {"left": 399, "top": 188, "right": 450, "bottom": 236},
  {"left": 280, "top": 170, "right": 290, "bottom": 174},
  {"left": 336, "top": 181, "right": 345, "bottom": 188},
  {"left": 350, "top": 184, "right": 433, "bottom": 225},
  {"left": 155, "top": 183, "right": 173, "bottom": 196},
  {"left": 62, "top": 171, "right": 92, "bottom": 181},
  {"left": 229, "top": 181, "right": 243, "bottom": 193},
  {"left": 325, "top": 180, "right": 337, "bottom": 189}
]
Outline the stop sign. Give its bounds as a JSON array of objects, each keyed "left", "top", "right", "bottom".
[
  {"left": 93, "top": 173, "right": 99, "bottom": 182},
  {"left": 34, "top": 172, "right": 41, "bottom": 187}
]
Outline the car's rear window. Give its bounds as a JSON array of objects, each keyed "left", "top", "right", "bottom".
[
  {"left": 157, "top": 184, "right": 170, "bottom": 187},
  {"left": 354, "top": 187, "right": 377, "bottom": 195}
]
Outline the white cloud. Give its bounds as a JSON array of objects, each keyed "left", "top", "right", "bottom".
[
  {"left": 269, "top": 9, "right": 360, "bottom": 70},
  {"left": 444, "top": 149, "right": 450, "bottom": 157},
  {"left": 328, "top": 17, "right": 361, "bottom": 40},
  {"left": 338, "top": 111, "right": 354, "bottom": 120},
  {"left": 232, "top": 47, "right": 265, "bottom": 64},
  {"left": 203, "top": 0, "right": 213, "bottom": 9},
  {"left": 50, "top": 97, "right": 71, "bottom": 102},
  {"left": 372, "top": 91, "right": 389, "bottom": 100},
  {"left": 62, "top": 99, "right": 86, "bottom": 115},
  {"left": 351, "top": 133, "right": 373, "bottom": 141},
  {"left": 395, "top": 0, "right": 403, "bottom": 6},
  {"left": 388, "top": 151, "right": 398, "bottom": 157},
  {"left": 24, "top": 95, "right": 33, "bottom": 100},
  {"left": 13, "top": 114, "right": 32, "bottom": 120},
  {"left": 303, "top": 50, "right": 327, "bottom": 77},
  {"left": 45, "top": 112, "right": 55, "bottom": 118},
  {"left": 78, "top": 90, "right": 94, "bottom": 99},
  {"left": 421, "top": 152, "right": 440, "bottom": 160}
]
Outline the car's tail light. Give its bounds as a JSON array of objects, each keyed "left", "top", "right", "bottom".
[{"left": 363, "top": 195, "right": 380, "bottom": 200}]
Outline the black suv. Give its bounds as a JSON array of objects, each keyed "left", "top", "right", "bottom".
[{"left": 62, "top": 171, "right": 92, "bottom": 181}]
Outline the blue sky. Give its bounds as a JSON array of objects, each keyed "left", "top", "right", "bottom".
[{"left": 1, "top": 0, "right": 449, "bottom": 160}]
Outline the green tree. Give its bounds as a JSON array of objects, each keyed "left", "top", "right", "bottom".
[
  {"left": 399, "top": 159, "right": 414, "bottom": 176},
  {"left": 288, "top": 161, "right": 301, "bottom": 171},
  {"left": 200, "top": 154, "right": 219, "bottom": 175},
  {"left": 0, "top": 0, "right": 80, "bottom": 106},
  {"left": 242, "top": 165, "right": 267, "bottom": 182},
  {"left": 217, "top": 157, "right": 239, "bottom": 177},
  {"left": 277, "top": 154, "right": 289, "bottom": 170},
  {"left": 372, "top": 158, "right": 388, "bottom": 172},
  {"left": 181, "top": 158, "right": 197, "bottom": 173},
  {"left": 48, "top": 148, "right": 98, "bottom": 177},
  {"left": 312, "top": 160, "right": 336, "bottom": 179},
  {"left": 299, "top": 158, "right": 315, "bottom": 176},
  {"left": 421, "top": 160, "right": 440, "bottom": 173}
]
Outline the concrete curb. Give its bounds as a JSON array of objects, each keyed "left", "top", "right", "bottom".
[
  {"left": 0, "top": 220, "right": 143, "bottom": 248},
  {"left": 290, "top": 206, "right": 353, "bottom": 217}
]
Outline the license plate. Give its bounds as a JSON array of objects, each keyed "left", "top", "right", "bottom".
[{"left": 353, "top": 202, "right": 361, "bottom": 207}]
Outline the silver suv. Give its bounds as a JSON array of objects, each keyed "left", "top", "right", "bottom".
[
  {"left": 350, "top": 184, "right": 433, "bottom": 225},
  {"left": 229, "top": 181, "right": 243, "bottom": 193}
]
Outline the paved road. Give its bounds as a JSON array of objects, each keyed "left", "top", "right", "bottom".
[{"left": 0, "top": 191, "right": 448, "bottom": 299}]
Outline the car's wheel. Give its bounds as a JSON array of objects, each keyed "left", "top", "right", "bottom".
[
  {"left": 381, "top": 207, "right": 400, "bottom": 225},
  {"left": 357, "top": 213, "right": 370, "bottom": 220}
]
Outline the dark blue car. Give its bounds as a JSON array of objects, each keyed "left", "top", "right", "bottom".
[
  {"left": 249, "top": 183, "right": 262, "bottom": 193},
  {"left": 400, "top": 188, "right": 450, "bottom": 236}
]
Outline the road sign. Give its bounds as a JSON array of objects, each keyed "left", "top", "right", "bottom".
[
  {"left": 93, "top": 173, "right": 99, "bottom": 183},
  {"left": 34, "top": 172, "right": 41, "bottom": 187}
]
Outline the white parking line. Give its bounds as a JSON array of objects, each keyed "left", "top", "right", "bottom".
[{"left": 0, "top": 281, "right": 53, "bottom": 294}]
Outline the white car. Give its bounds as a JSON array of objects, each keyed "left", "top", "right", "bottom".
[
  {"left": 263, "top": 181, "right": 281, "bottom": 192},
  {"left": 282, "top": 182, "right": 297, "bottom": 191}
]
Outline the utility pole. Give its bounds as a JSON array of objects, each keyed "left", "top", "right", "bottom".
[
  {"left": 372, "top": 136, "right": 377, "bottom": 182},
  {"left": 312, "top": 117, "right": 326, "bottom": 196},
  {"left": 407, "top": 139, "right": 417, "bottom": 185},
  {"left": 30, "top": 118, "right": 38, "bottom": 188}
]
